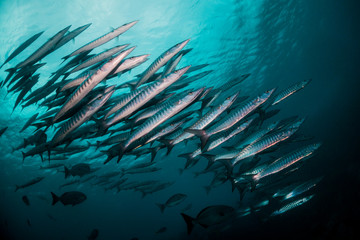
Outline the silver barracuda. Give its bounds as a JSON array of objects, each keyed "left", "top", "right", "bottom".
[
  {"left": 62, "top": 20, "right": 138, "bottom": 60},
  {"left": 53, "top": 47, "right": 135, "bottom": 123},
  {"left": 232, "top": 118, "right": 304, "bottom": 166},
  {"left": 53, "top": 23, "right": 92, "bottom": 51},
  {"left": 60, "top": 70, "right": 96, "bottom": 92},
  {"left": 111, "top": 54, "right": 150, "bottom": 75},
  {"left": 113, "top": 88, "right": 204, "bottom": 163},
  {"left": 16, "top": 25, "right": 71, "bottom": 69},
  {"left": 68, "top": 44, "right": 129, "bottom": 74},
  {"left": 144, "top": 118, "right": 187, "bottom": 145},
  {"left": 186, "top": 89, "right": 274, "bottom": 148},
  {"left": 104, "top": 66, "right": 190, "bottom": 128},
  {"left": 134, "top": 39, "right": 190, "bottom": 89},
  {"left": 271, "top": 195, "right": 314, "bottom": 216},
  {"left": 271, "top": 79, "right": 311, "bottom": 106},
  {"left": 253, "top": 143, "right": 321, "bottom": 182},
  {"left": 173, "top": 92, "right": 239, "bottom": 147}
]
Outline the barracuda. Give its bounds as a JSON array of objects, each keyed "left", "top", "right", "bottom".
[
  {"left": 271, "top": 79, "right": 311, "bottom": 106},
  {"left": 104, "top": 66, "right": 190, "bottom": 128},
  {"left": 111, "top": 88, "right": 204, "bottom": 163},
  {"left": 271, "top": 195, "right": 314, "bottom": 216},
  {"left": 51, "top": 86, "right": 114, "bottom": 146},
  {"left": 253, "top": 143, "right": 322, "bottom": 182},
  {"left": 68, "top": 44, "right": 129, "bottom": 74},
  {"left": 231, "top": 118, "right": 304, "bottom": 166},
  {"left": 134, "top": 39, "right": 190, "bottom": 89},
  {"left": 53, "top": 23, "right": 92, "bottom": 51},
  {"left": 173, "top": 92, "right": 239, "bottom": 147},
  {"left": 111, "top": 54, "right": 150, "bottom": 75},
  {"left": 62, "top": 20, "right": 138, "bottom": 60},
  {"left": 16, "top": 25, "right": 71, "bottom": 69},
  {"left": 0, "top": 31, "right": 43, "bottom": 69},
  {"left": 186, "top": 89, "right": 275, "bottom": 148},
  {"left": 53, "top": 47, "right": 135, "bottom": 123}
]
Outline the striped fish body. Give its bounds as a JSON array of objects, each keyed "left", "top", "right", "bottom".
[
  {"left": 271, "top": 195, "right": 314, "bottom": 216},
  {"left": 233, "top": 126, "right": 299, "bottom": 166},
  {"left": 272, "top": 79, "right": 311, "bottom": 106},
  {"left": 53, "top": 47, "right": 135, "bottom": 123},
  {"left": 112, "top": 54, "right": 150, "bottom": 74},
  {"left": 54, "top": 23, "right": 91, "bottom": 50},
  {"left": 123, "top": 88, "right": 203, "bottom": 149},
  {"left": 68, "top": 44, "right": 129, "bottom": 74},
  {"left": 144, "top": 119, "right": 186, "bottom": 145},
  {"left": 174, "top": 92, "right": 239, "bottom": 145},
  {"left": 254, "top": 143, "right": 321, "bottom": 181},
  {"left": 60, "top": 70, "right": 94, "bottom": 91},
  {"left": 17, "top": 26, "right": 71, "bottom": 69},
  {"left": 105, "top": 66, "right": 190, "bottom": 127},
  {"left": 207, "top": 89, "right": 275, "bottom": 137},
  {"left": 64, "top": 20, "right": 138, "bottom": 59},
  {"left": 51, "top": 87, "right": 114, "bottom": 146},
  {"left": 104, "top": 86, "right": 145, "bottom": 119},
  {"left": 161, "top": 53, "right": 183, "bottom": 77},
  {"left": 205, "top": 118, "right": 253, "bottom": 152},
  {"left": 135, "top": 39, "right": 190, "bottom": 88},
  {"left": 284, "top": 177, "right": 322, "bottom": 200}
]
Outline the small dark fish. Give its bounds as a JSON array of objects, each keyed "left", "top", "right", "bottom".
[
  {"left": 181, "top": 205, "right": 235, "bottom": 234},
  {"left": 64, "top": 163, "right": 91, "bottom": 178},
  {"left": 20, "top": 113, "right": 39, "bottom": 133},
  {"left": 22, "top": 195, "right": 30, "bottom": 206},
  {"left": 15, "top": 176, "right": 45, "bottom": 192},
  {"left": 27, "top": 218, "right": 31, "bottom": 227},
  {"left": 88, "top": 228, "right": 99, "bottom": 240},
  {"left": 155, "top": 226, "right": 167, "bottom": 234},
  {"left": 156, "top": 193, "right": 187, "bottom": 213},
  {"left": 0, "top": 31, "right": 43, "bottom": 69},
  {"left": 0, "top": 127, "right": 8, "bottom": 137},
  {"left": 51, "top": 191, "right": 87, "bottom": 206}
]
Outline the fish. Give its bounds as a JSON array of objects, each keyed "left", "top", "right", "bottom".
[
  {"left": 104, "top": 66, "right": 190, "bottom": 128},
  {"left": 271, "top": 79, "right": 312, "bottom": 106},
  {"left": 113, "top": 87, "right": 204, "bottom": 163},
  {"left": 64, "top": 163, "right": 92, "bottom": 178},
  {"left": 53, "top": 23, "right": 92, "bottom": 51},
  {"left": 134, "top": 39, "right": 190, "bottom": 89},
  {"left": 156, "top": 193, "right": 187, "bottom": 213},
  {"left": 252, "top": 143, "right": 322, "bottom": 183},
  {"left": 186, "top": 89, "right": 275, "bottom": 148},
  {"left": 0, "top": 127, "right": 8, "bottom": 137},
  {"left": 271, "top": 195, "right": 314, "bottom": 216},
  {"left": 68, "top": 44, "right": 129, "bottom": 74},
  {"left": 52, "top": 47, "right": 135, "bottom": 123},
  {"left": 22, "top": 195, "right": 30, "bottom": 206},
  {"left": 181, "top": 205, "right": 235, "bottom": 234},
  {"left": 88, "top": 229, "right": 99, "bottom": 240},
  {"left": 62, "top": 20, "right": 138, "bottom": 60},
  {"left": 51, "top": 191, "right": 87, "bottom": 206},
  {"left": 15, "top": 176, "right": 45, "bottom": 192},
  {"left": 283, "top": 177, "right": 323, "bottom": 200},
  {"left": 155, "top": 227, "right": 167, "bottom": 234},
  {"left": 20, "top": 113, "right": 39, "bottom": 132},
  {"left": 51, "top": 86, "right": 114, "bottom": 146},
  {"left": 108, "top": 54, "right": 150, "bottom": 76},
  {"left": 0, "top": 31, "right": 43, "bottom": 69},
  {"left": 16, "top": 25, "right": 71, "bottom": 69}
]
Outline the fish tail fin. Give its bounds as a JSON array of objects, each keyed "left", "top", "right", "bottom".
[
  {"left": 184, "top": 129, "right": 209, "bottom": 150},
  {"left": 204, "top": 185, "right": 212, "bottom": 195},
  {"left": 180, "top": 213, "right": 195, "bottom": 235},
  {"left": 218, "top": 159, "right": 234, "bottom": 177},
  {"left": 201, "top": 154, "right": 216, "bottom": 170},
  {"left": 234, "top": 182, "right": 249, "bottom": 201},
  {"left": 64, "top": 166, "right": 70, "bottom": 178},
  {"left": 159, "top": 139, "right": 174, "bottom": 155},
  {"left": 178, "top": 153, "right": 193, "bottom": 169},
  {"left": 61, "top": 55, "right": 70, "bottom": 63},
  {"left": 149, "top": 147, "right": 159, "bottom": 162},
  {"left": 21, "top": 151, "right": 26, "bottom": 163},
  {"left": 116, "top": 144, "right": 126, "bottom": 163},
  {"left": 156, "top": 203, "right": 166, "bottom": 214},
  {"left": 51, "top": 192, "right": 60, "bottom": 205},
  {"left": 15, "top": 185, "right": 20, "bottom": 192}
]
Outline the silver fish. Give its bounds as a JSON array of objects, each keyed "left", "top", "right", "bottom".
[
  {"left": 271, "top": 195, "right": 314, "bottom": 216},
  {"left": 62, "top": 20, "right": 138, "bottom": 60},
  {"left": 134, "top": 39, "right": 190, "bottom": 89},
  {"left": 271, "top": 79, "right": 311, "bottom": 106}
]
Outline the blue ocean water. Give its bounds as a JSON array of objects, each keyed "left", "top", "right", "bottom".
[{"left": 0, "top": 0, "right": 359, "bottom": 239}]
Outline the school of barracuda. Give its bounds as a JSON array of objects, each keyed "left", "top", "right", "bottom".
[{"left": 1, "top": 20, "right": 322, "bottom": 235}]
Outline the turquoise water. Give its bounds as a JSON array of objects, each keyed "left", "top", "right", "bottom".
[{"left": 0, "top": 0, "right": 359, "bottom": 239}]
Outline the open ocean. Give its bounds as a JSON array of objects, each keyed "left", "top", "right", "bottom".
[{"left": 0, "top": 0, "right": 359, "bottom": 239}]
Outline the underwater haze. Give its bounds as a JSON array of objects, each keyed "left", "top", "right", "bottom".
[{"left": 1, "top": 0, "right": 360, "bottom": 239}]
